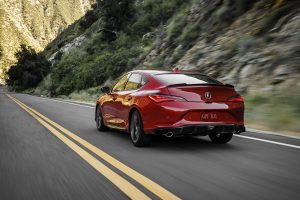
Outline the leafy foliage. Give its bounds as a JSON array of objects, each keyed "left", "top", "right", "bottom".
[
  {"left": 97, "top": 0, "right": 135, "bottom": 41},
  {"left": 132, "top": 0, "right": 188, "bottom": 35},
  {"left": 79, "top": 10, "right": 99, "bottom": 29},
  {"left": 50, "top": 32, "right": 143, "bottom": 95},
  {"left": 46, "top": 0, "right": 189, "bottom": 95},
  {"left": 5, "top": 45, "right": 50, "bottom": 91}
]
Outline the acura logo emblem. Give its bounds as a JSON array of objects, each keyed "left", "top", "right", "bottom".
[{"left": 204, "top": 92, "right": 212, "bottom": 99}]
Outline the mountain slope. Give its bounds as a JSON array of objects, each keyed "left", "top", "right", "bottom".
[
  {"left": 0, "top": 0, "right": 94, "bottom": 82},
  {"left": 41, "top": 0, "right": 300, "bottom": 95}
]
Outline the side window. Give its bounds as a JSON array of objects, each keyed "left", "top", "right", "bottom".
[
  {"left": 112, "top": 74, "right": 130, "bottom": 92},
  {"left": 124, "top": 73, "right": 142, "bottom": 91},
  {"left": 141, "top": 75, "right": 148, "bottom": 86}
]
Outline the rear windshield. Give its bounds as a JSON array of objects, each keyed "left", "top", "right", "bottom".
[{"left": 155, "top": 73, "right": 223, "bottom": 86}]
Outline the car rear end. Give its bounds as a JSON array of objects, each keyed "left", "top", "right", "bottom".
[{"left": 139, "top": 72, "right": 245, "bottom": 138}]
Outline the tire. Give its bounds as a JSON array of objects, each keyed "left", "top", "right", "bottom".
[
  {"left": 209, "top": 133, "right": 233, "bottom": 144},
  {"left": 96, "top": 106, "right": 107, "bottom": 131},
  {"left": 130, "top": 111, "right": 151, "bottom": 147}
]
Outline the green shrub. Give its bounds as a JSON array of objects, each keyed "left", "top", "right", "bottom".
[
  {"left": 50, "top": 49, "right": 87, "bottom": 94},
  {"left": 152, "top": 56, "right": 165, "bottom": 68},
  {"left": 50, "top": 31, "right": 143, "bottom": 95},
  {"left": 79, "top": 10, "right": 98, "bottom": 29},
  {"left": 113, "top": 33, "right": 135, "bottom": 48},
  {"left": 172, "top": 46, "right": 185, "bottom": 63},
  {"left": 132, "top": 0, "right": 188, "bottom": 35},
  {"left": 96, "top": 0, "right": 135, "bottom": 41},
  {"left": 245, "top": 87, "right": 300, "bottom": 132},
  {"left": 166, "top": 10, "right": 187, "bottom": 40},
  {"left": 5, "top": 45, "right": 50, "bottom": 91},
  {"left": 178, "top": 23, "right": 200, "bottom": 45}
]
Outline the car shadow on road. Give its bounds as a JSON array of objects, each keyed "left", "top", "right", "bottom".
[
  {"left": 101, "top": 129, "right": 241, "bottom": 152},
  {"left": 151, "top": 136, "right": 240, "bottom": 152}
]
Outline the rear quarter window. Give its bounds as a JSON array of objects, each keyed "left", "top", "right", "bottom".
[
  {"left": 112, "top": 74, "right": 131, "bottom": 92},
  {"left": 125, "top": 73, "right": 142, "bottom": 91}
]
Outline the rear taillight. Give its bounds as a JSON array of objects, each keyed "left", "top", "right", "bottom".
[
  {"left": 227, "top": 95, "right": 244, "bottom": 102},
  {"left": 148, "top": 94, "right": 186, "bottom": 103}
]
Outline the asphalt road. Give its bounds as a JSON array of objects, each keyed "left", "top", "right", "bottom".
[{"left": 1, "top": 89, "right": 300, "bottom": 200}]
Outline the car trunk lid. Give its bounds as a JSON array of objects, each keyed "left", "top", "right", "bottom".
[{"left": 167, "top": 84, "right": 239, "bottom": 102}]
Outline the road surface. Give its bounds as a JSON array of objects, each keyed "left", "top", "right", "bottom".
[{"left": 1, "top": 89, "right": 299, "bottom": 200}]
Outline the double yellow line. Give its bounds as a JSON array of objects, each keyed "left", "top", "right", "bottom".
[{"left": 6, "top": 94, "right": 181, "bottom": 200}]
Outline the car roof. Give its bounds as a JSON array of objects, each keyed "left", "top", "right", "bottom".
[{"left": 130, "top": 69, "right": 172, "bottom": 75}]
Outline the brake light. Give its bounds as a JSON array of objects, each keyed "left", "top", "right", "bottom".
[
  {"left": 148, "top": 95, "right": 186, "bottom": 103},
  {"left": 227, "top": 95, "right": 244, "bottom": 102}
]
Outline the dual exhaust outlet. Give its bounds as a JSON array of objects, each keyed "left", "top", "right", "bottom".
[{"left": 163, "top": 132, "right": 174, "bottom": 138}]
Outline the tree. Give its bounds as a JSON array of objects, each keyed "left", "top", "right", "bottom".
[
  {"left": 79, "top": 10, "right": 99, "bottom": 29},
  {"left": 96, "top": 0, "right": 135, "bottom": 41},
  {"left": 5, "top": 45, "right": 51, "bottom": 91}
]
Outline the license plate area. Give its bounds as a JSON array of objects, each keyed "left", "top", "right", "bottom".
[
  {"left": 201, "top": 112, "right": 218, "bottom": 121},
  {"left": 183, "top": 111, "right": 235, "bottom": 122}
]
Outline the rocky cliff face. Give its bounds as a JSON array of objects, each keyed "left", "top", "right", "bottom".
[
  {"left": 0, "top": 0, "right": 94, "bottom": 83},
  {"left": 141, "top": 0, "right": 300, "bottom": 94}
]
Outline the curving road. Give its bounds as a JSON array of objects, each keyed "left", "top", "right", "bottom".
[{"left": 1, "top": 88, "right": 300, "bottom": 200}]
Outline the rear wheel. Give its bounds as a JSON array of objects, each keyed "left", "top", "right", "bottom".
[
  {"left": 130, "top": 111, "right": 151, "bottom": 147},
  {"left": 96, "top": 106, "right": 107, "bottom": 131},
  {"left": 209, "top": 133, "right": 233, "bottom": 144}
]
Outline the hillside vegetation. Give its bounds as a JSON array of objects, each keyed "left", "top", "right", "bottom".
[
  {"left": 0, "top": 0, "right": 95, "bottom": 83},
  {"left": 7, "top": 0, "right": 300, "bottom": 133},
  {"left": 6, "top": 45, "right": 50, "bottom": 91},
  {"left": 37, "top": 0, "right": 300, "bottom": 94},
  {"left": 40, "top": 0, "right": 191, "bottom": 95}
]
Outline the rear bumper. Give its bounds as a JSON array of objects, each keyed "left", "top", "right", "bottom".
[
  {"left": 154, "top": 124, "right": 246, "bottom": 136},
  {"left": 140, "top": 100, "right": 244, "bottom": 134}
]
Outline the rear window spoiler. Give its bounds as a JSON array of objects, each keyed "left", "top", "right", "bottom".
[{"left": 166, "top": 83, "right": 234, "bottom": 88}]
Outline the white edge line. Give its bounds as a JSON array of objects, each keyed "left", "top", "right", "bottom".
[
  {"left": 234, "top": 135, "right": 300, "bottom": 149},
  {"left": 24, "top": 94, "right": 95, "bottom": 109},
  {"left": 48, "top": 98, "right": 94, "bottom": 108},
  {"left": 247, "top": 128, "right": 300, "bottom": 140}
]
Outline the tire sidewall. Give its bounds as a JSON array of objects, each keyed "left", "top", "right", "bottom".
[
  {"left": 130, "top": 111, "right": 141, "bottom": 144},
  {"left": 96, "top": 106, "right": 106, "bottom": 131},
  {"left": 130, "top": 110, "right": 150, "bottom": 147}
]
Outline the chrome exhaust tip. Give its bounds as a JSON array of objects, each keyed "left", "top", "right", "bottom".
[{"left": 164, "top": 132, "right": 173, "bottom": 138}]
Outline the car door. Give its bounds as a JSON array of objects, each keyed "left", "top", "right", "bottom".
[
  {"left": 116, "top": 73, "right": 143, "bottom": 129},
  {"left": 102, "top": 73, "right": 131, "bottom": 127}
]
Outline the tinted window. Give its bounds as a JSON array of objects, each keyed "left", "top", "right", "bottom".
[
  {"left": 141, "top": 75, "right": 148, "bottom": 86},
  {"left": 125, "top": 73, "right": 142, "bottom": 91},
  {"left": 155, "top": 74, "right": 223, "bottom": 86},
  {"left": 112, "top": 74, "right": 130, "bottom": 92}
]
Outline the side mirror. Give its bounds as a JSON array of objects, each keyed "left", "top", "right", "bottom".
[{"left": 101, "top": 86, "right": 110, "bottom": 94}]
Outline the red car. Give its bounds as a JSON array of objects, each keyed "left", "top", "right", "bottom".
[{"left": 95, "top": 70, "right": 245, "bottom": 147}]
